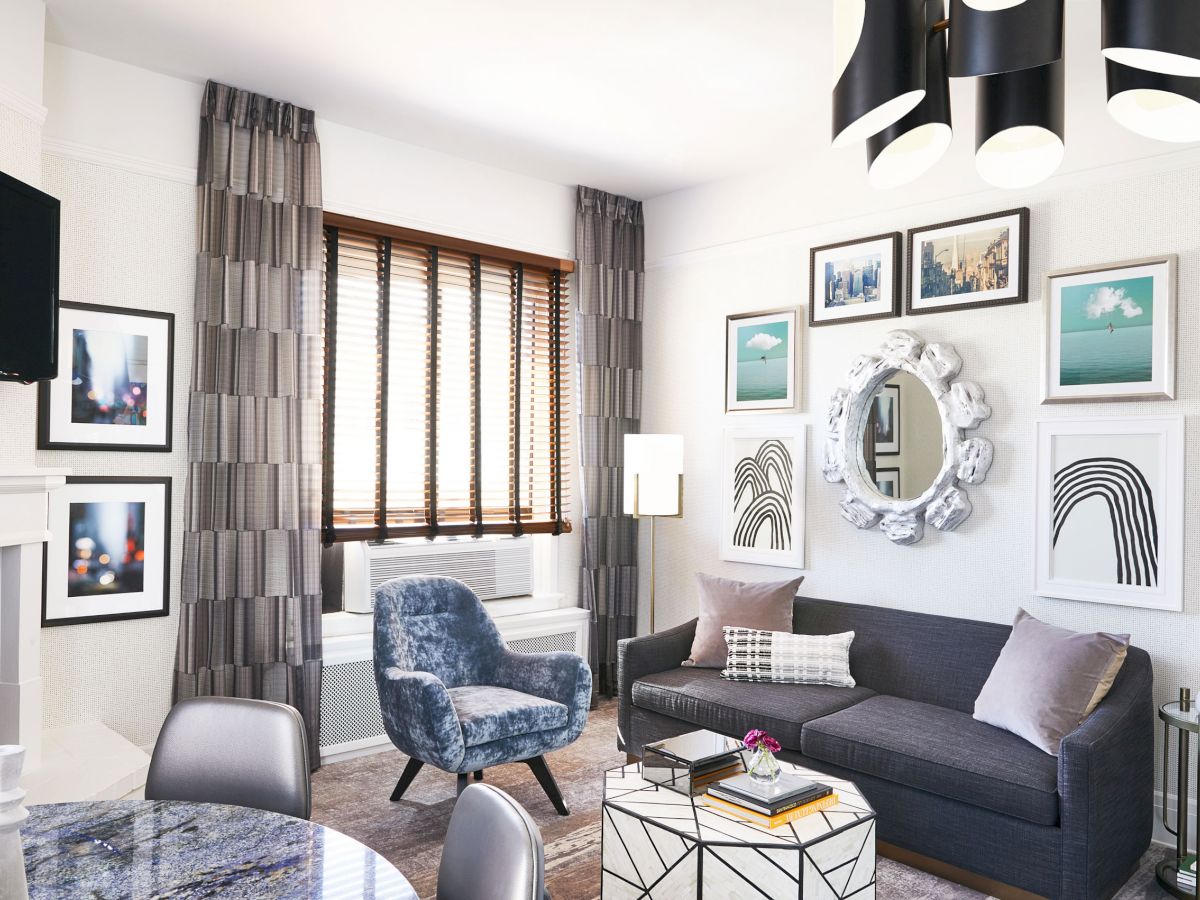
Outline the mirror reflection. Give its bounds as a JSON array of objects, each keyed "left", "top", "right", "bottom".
[{"left": 861, "top": 371, "right": 942, "bottom": 501}]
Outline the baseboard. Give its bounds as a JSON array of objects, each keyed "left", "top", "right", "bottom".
[
  {"left": 878, "top": 842, "right": 1047, "bottom": 900},
  {"left": 1156, "top": 789, "right": 1195, "bottom": 852}
]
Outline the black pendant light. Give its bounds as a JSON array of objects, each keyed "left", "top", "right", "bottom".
[
  {"left": 866, "top": 0, "right": 953, "bottom": 188},
  {"left": 1102, "top": 0, "right": 1200, "bottom": 78},
  {"left": 947, "top": 0, "right": 1064, "bottom": 78},
  {"left": 832, "top": 0, "right": 927, "bottom": 148},
  {"left": 975, "top": 59, "right": 1065, "bottom": 188},
  {"left": 1106, "top": 59, "right": 1200, "bottom": 143}
]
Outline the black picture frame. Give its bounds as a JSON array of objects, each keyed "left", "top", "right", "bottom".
[
  {"left": 42, "top": 475, "right": 172, "bottom": 627},
  {"left": 37, "top": 301, "right": 175, "bottom": 452},
  {"left": 872, "top": 383, "right": 901, "bottom": 456},
  {"left": 874, "top": 466, "right": 901, "bottom": 498},
  {"left": 905, "top": 207, "right": 1030, "bottom": 316},
  {"left": 809, "top": 232, "right": 903, "bottom": 327}
]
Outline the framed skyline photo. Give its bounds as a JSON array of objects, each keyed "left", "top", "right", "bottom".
[
  {"left": 38, "top": 302, "right": 175, "bottom": 452},
  {"left": 1042, "top": 255, "right": 1177, "bottom": 404},
  {"left": 725, "top": 308, "right": 798, "bottom": 413},
  {"left": 1034, "top": 417, "right": 1183, "bottom": 612},
  {"left": 720, "top": 422, "right": 806, "bottom": 569},
  {"left": 809, "top": 232, "right": 902, "bottom": 327},
  {"left": 907, "top": 208, "right": 1029, "bottom": 315},
  {"left": 43, "top": 476, "right": 172, "bottom": 627}
]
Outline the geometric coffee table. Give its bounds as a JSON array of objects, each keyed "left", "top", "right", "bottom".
[{"left": 601, "top": 753, "right": 876, "bottom": 899}]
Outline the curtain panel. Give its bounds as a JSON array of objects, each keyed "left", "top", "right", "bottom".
[
  {"left": 575, "top": 186, "right": 644, "bottom": 696},
  {"left": 173, "top": 81, "right": 325, "bottom": 766}
]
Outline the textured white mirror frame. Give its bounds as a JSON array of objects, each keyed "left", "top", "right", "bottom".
[{"left": 823, "top": 330, "right": 994, "bottom": 545}]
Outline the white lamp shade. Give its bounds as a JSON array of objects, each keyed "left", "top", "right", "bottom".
[
  {"left": 868, "top": 121, "right": 954, "bottom": 188},
  {"left": 975, "top": 125, "right": 1065, "bottom": 188},
  {"left": 623, "top": 434, "right": 684, "bottom": 517}
]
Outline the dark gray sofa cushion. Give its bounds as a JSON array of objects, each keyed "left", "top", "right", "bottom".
[
  {"left": 794, "top": 597, "right": 1012, "bottom": 713},
  {"left": 802, "top": 695, "right": 1060, "bottom": 826},
  {"left": 631, "top": 666, "right": 874, "bottom": 751}
]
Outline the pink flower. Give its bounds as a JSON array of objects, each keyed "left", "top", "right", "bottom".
[
  {"left": 762, "top": 735, "right": 782, "bottom": 754},
  {"left": 743, "top": 729, "right": 779, "bottom": 752}
]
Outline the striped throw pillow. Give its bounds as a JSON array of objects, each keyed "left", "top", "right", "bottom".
[{"left": 721, "top": 626, "right": 856, "bottom": 687}]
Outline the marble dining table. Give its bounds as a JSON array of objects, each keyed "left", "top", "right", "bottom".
[{"left": 13, "top": 799, "right": 418, "bottom": 899}]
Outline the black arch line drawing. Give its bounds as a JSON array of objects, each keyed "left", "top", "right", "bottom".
[
  {"left": 1052, "top": 456, "right": 1159, "bottom": 587},
  {"left": 733, "top": 439, "right": 794, "bottom": 551}
]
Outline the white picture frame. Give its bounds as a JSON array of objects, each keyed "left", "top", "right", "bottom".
[
  {"left": 725, "top": 308, "right": 798, "bottom": 413},
  {"left": 1041, "top": 255, "right": 1177, "bottom": 403},
  {"left": 1034, "top": 416, "right": 1183, "bottom": 611},
  {"left": 721, "top": 421, "right": 806, "bottom": 569}
]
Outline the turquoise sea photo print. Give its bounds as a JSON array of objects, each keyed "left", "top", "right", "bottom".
[
  {"left": 1043, "top": 256, "right": 1176, "bottom": 403},
  {"left": 726, "top": 308, "right": 797, "bottom": 412}
]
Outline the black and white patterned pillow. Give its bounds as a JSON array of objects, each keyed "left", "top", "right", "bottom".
[{"left": 721, "top": 626, "right": 856, "bottom": 687}]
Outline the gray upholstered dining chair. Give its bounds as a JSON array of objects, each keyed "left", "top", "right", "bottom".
[
  {"left": 145, "top": 696, "right": 311, "bottom": 820},
  {"left": 374, "top": 575, "right": 591, "bottom": 815},
  {"left": 438, "top": 783, "right": 546, "bottom": 900}
]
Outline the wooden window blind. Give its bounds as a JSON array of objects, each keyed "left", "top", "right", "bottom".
[{"left": 321, "top": 213, "right": 573, "bottom": 543}]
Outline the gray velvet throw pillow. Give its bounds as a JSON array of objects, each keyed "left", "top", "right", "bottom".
[
  {"left": 973, "top": 608, "right": 1130, "bottom": 756},
  {"left": 683, "top": 573, "right": 803, "bottom": 668}
]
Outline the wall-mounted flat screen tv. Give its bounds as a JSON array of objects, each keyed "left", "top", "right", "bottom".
[{"left": 0, "top": 169, "right": 60, "bottom": 382}]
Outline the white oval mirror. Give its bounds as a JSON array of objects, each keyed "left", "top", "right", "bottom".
[{"left": 860, "top": 371, "right": 943, "bottom": 502}]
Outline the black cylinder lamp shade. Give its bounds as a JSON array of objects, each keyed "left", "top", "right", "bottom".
[
  {"left": 1106, "top": 58, "right": 1200, "bottom": 143},
  {"left": 1102, "top": 0, "right": 1200, "bottom": 78},
  {"left": 975, "top": 58, "right": 1065, "bottom": 188},
  {"left": 832, "top": 0, "right": 927, "bottom": 148},
  {"left": 866, "top": 0, "right": 953, "bottom": 188},
  {"left": 948, "top": 0, "right": 1064, "bottom": 78}
]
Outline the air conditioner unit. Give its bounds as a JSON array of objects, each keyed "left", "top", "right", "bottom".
[{"left": 342, "top": 536, "right": 534, "bottom": 614}]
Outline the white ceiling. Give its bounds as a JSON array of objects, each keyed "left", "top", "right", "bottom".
[{"left": 43, "top": 0, "right": 1126, "bottom": 201}]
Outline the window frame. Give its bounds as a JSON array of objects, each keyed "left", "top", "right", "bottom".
[{"left": 320, "top": 212, "right": 574, "bottom": 545}]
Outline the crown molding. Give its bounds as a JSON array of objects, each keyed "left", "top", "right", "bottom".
[
  {"left": 0, "top": 84, "right": 47, "bottom": 125},
  {"left": 41, "top": 137, "right": 196, "bottom": 185}
]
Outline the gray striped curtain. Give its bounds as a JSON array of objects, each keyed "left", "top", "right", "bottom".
[
  {"left": 575, "top": 186, "right": 644, "bottom": 697},
  {"left": 172, "top": 81, "right": 325, "bottom": 765}
]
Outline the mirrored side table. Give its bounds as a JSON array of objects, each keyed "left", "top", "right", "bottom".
[{"left": 1158, "top": 696, "right": 1199, "bottom": 898}]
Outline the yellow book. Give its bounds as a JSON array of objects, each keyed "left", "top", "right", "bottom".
[{"left": 704, "top": 792, "right": 839, "bottom": 829}]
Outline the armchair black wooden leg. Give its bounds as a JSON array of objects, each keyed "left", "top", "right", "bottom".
[
  {"left": 526, "top": 755, "right": 569, "bottom": 816},
  {"left": 390, "top": 758, "right": 424, "bottom": 802},
  {"left": 473, "top": 770, "right": 484, "bottom": 781},
  {"left": 457, "top": 773, "right": 469, "bottom": 796}
]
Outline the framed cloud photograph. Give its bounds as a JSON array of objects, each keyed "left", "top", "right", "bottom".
[
  {"left": 1042, "top": 255, "right": 1176, "bottom": 403},
  {"left": 725, "top": 308, "right": 797, "bottom": 413},
  {"left": 43, "top": 476, "right": 171, "bottom": 627},
  {"left": 873, "top": 467, "right": 900, "bottom": 499},
  {"left": 809, "top": 232, "right": 902, "bottom": 327},
  {"left": 1034, "top": 417, "right": 1183, "bottom": 611},
  {"left": 907, "top": 208, "right": 1029, "bottom": 315},
  {"left": 720, "top": 422, "right": 806, "bottom": 569},
  {"left": 38, "top": 302, "right": 175, "bottom": 451}
]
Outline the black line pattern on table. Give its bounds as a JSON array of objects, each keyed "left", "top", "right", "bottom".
[
  {"left": 1052, "top": 456, "right": 1159, "bottom": 586},
  {"left": 733, "top": 439, "right": 794, "bottom": 550}
]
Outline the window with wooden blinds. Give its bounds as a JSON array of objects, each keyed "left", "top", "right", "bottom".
[{"left": 321, "top": 213, "right": 573, "bottom": 543}]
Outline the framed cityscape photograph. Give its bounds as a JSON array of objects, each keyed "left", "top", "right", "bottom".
[
  {"left": 38, "top": 302, "right": 175, "bottom": 452},
  {"left": 809, "top": 232, "right": 902, "bottom": 327},
  {"left": 1041, "top": 255, "right": 1177, "bottom": 404},
  {"left": 907, "top": 208, "right": 1029, "bottom": 315},
  {"left": 725, "top": 308, "right": 798, "bottom": 412},
  {"left": 43, "top": 476, "right": 172, "bottom": 627},
  {"left": 720, "top": 422, "right": 806, "bottom": 569},
  {"left": 1034, "top": 417, "right": 1183, "bottom": 611}
]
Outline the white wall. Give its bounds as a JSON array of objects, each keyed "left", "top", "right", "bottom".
[
  {"left": 642, "top": 143, "right": 1200, "bottom": 770},
  {"left": 1, "top": 41, "right": 579, "bottom": 748}
]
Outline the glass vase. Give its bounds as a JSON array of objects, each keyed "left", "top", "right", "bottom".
[{"left": 747, "top": 746, "right": 781, "bottom": 785}]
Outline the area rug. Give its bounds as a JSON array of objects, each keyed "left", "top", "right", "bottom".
[{"left": 312, "top": 700, "right": 1169, "bottom": 899}]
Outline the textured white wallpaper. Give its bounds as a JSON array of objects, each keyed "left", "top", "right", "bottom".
[
  {"left": 643, "top": 160, "right": 1200, "bottom": 723},
  {"left": 34, "top": 155, "right": 194, "bottom": 748}
]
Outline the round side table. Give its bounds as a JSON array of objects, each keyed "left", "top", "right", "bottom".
[{"left": 1158, "top": 699, "right": 1199, "bottom": 899}]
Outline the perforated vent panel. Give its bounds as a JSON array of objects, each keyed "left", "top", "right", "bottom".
[
  {"left": 320, "top": 658, "right": 386, "bottom": 749},
  {"left": 506, "top": 631, "right": 577, "bottom": 655},
  {"left": 364, "top": 538, "right": 533, "bottom": 610}
]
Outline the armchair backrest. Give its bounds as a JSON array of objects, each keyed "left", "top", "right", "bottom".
[{"left": 373, "top": 575, "right": 506, "bottom": 687}]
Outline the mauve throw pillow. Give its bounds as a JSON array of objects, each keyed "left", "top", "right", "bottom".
[
  {"left": 973, "top": 609, "right": 1130, "bottom": 756},
  {"left": 682, "top": 573, "right": 803, "bottom": 668}
]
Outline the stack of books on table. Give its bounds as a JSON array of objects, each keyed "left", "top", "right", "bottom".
[
  {"left": 1178, "top": 854, "right": 1196, "bottom": 891},
  {"left": 705, "top": 772, "right": 838, "bottom": 828}
]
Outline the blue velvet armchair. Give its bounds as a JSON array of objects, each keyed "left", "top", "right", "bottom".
[{"left": 373, "top": 575, "right": 591, "bottom": 815}]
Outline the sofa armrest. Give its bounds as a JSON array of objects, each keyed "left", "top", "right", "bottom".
[
  {"left": 376, "top": 667, "right": 466, "bottom": 772},
  {"left": 1058, "top": 647, "right": 1154, "bottom": 900},
  {"left": 494, "top": 650, "right": 593, "bottom": 742},
  {"left": 616, "top": 618, "right": 698, "bottom": 753}
]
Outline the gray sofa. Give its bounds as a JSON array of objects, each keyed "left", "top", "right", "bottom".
[{"left": 617, "top": 597, "right": 1154, "bottom": 900}]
